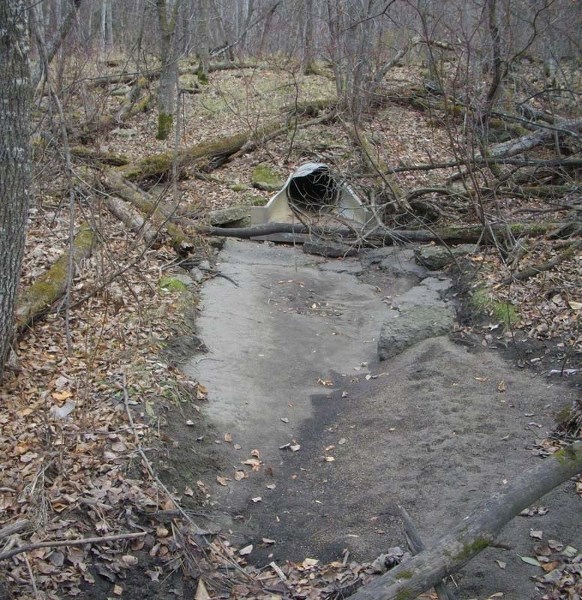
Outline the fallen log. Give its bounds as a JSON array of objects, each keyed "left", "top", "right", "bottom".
[
  {"left": 99, "top": 169, "right": 199, "bottom": 253},
  {"left": 281, "top": 98, "right": 337, "bottom": 117},
  {"left": 208, "top": 61, "right": 259, "bottom": 72},
  {"left": 197, "top": 222, "right": 568, "bottom": 245},
  {"left": 71, "top": 146, "right": 129, "bottom": 166},
  {"left": 348, "top": 441, "right": 582, "bottom": 600},
  {"left": 398, "top": 506, "right": 457, "bottom": 600},
  {"left": 503, "top": 239, "right": 582, "bottom": 285},
  {"left": 86, "top": 70, "right": 161, "bottom": 87},
  {"left": 102, "top": 194, "right": 160, "bottom": 247},
  {"left": 120, "top": 112, "right": 336, "bottom": 182},
  {"left": 488, "top": 117, "right": 582, "bottom": 159},
  {"left": 0, "top": 520, "right": 31, "bottom": 541},
  {"left": 120, "top": 121, "right": 286, "bottom": 181},
  {"left": 15, "top": 223, "right": 96, "bottom": 331}
]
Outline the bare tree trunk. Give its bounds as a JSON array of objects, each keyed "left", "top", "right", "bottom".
[
  {"left": 239, "top": 0, "right": 255, "bottom": 54},
  {"left": 100, "top": 0, "right": 114, "bottom": 54},
  {"left": 196, "top": 0, "right": 211, "bottom": 82},
  {"left": 258, "top": 1, "right": 279, "bottom": 57},
  {"left": 325, "top": 0, "right": 377, "bottom": 122},
  {"left": 155, "top": 0, "right": 181, "bottom": 140},
  {"left": 209, "top": 0, "right": 234, "bottom": 61},
  {"left": 31, "top": 0, "right": 83, "bottom": 87},
  {"left": 481, "top": 0, "right": 506, "bottom": 125},
  {"left": 302, "top": 0, "right": 316, "bottom": 74},
  {"left": 0, "top": 0, "right": 32, "bottom": 380}
]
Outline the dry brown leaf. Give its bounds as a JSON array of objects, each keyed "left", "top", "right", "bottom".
[{"left": 195, "top": 579, "right": 211, "bottom": 600}]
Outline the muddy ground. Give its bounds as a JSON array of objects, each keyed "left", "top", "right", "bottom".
[{"left": 155, "top": 239, "right": 581, "bottom": 600}]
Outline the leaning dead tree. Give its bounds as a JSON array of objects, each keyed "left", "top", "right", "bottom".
[{"left": 347, "top": 441, "right": 582, "bottom": 600}]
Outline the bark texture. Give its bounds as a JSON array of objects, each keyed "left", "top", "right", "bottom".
[{"left": 0, "top": 0, "right": 32, "bottom": 379}]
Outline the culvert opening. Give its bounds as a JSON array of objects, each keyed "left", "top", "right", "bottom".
[{"left": 287, "top": 164, "right": 339, "bottom": 213}]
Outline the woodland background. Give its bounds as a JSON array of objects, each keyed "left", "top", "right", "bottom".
[{"left": 0, "top": 1, "right": 580, "bottom": 598}]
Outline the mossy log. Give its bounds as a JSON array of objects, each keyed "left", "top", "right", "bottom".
[
  {"left": 347, "top": 441, "right": 582, "bottom": 600},
  {"left": 281, "top": 98, "right": 337, "bottom": 117},
  {"left": 87, "top": 70, "right": 162, "bottom": 87},
  {"left": 15, "top": 224, "right": 96, "bottom": 330},
  {"left": 489, "top": 117, "right": 582, "bottom": 159},
  {"left": 120, "top": 120, "right": 294, "bottom": 182},
  {"left": 208, "top": 62, "right": 259, "bottom": 72}
]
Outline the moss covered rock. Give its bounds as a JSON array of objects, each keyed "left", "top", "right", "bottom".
[
  {"left": 159, "top": 275, "right": 191, "bottom": 292},
  {"left": 251, "top": 163, "right": 284, "bottom": 192}
]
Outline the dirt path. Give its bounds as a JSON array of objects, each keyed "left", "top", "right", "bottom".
[{"left": 172, "top": 239, "right": 580, "bottom": 600}]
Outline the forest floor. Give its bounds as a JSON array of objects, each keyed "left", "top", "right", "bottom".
[{"left": 0, "top": 58, "right": 580, "bottom": 600}]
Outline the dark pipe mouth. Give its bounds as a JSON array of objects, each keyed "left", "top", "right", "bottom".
[{"left": 287, "top": 166, "right": 339, "bottom": 212}]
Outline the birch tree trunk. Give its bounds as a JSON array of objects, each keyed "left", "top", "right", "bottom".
[{"left": 0, "top": 0, "right": 32, "bottom": 380}]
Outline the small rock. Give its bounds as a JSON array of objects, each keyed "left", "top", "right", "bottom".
[
  {"left": 112, "top": 128, "right": 138, "bottom": 138},
  {"left": 414, "top": 244, "right": 476, "bottom": 270},
  {"left": 378, "top": 305, "right": 454, "bottom": 360},
  {"left": 303, "top": 240, "right": 358, "bottom": 258},
  {"left": 209, "top": 206, "right": 250, "bottom": 226},
  {"left": 319, "top": 261, "right": 363, "bottom": 275},
  {"left": 190, "top": 268, "right": 204, "bottom": 282}
]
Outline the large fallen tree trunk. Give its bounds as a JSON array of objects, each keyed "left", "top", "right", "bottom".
[
  {"left": 398, "top": 506, "right": 457, "bottom": 600},
  {"left": 120, "top": 121, "right": 288, "bottom": 181},
  {"left": 102, "top": 194, "right": 160, "bottom": 247},
  {"left": 197, "top": 221, "right": 568, "bottom": 245},
  {"left": 15, "top": 223, "right": 95, "bottom": 331},
  {"left": 348, "top": 441, "right": 582, "bottom": 600},
  {"left": 120, "top": 112, "right": 336, "bottom": 182}
]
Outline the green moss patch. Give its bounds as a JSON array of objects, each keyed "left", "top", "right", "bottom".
[
  {"left": 471, "top": 287, "right": 519, "bottom": 327},
  {"left": 159, "top": 276, "right": 189, "bottom": 293},
  {"left": 251, "top": 162, "right": 284, "bottom": 191}
]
